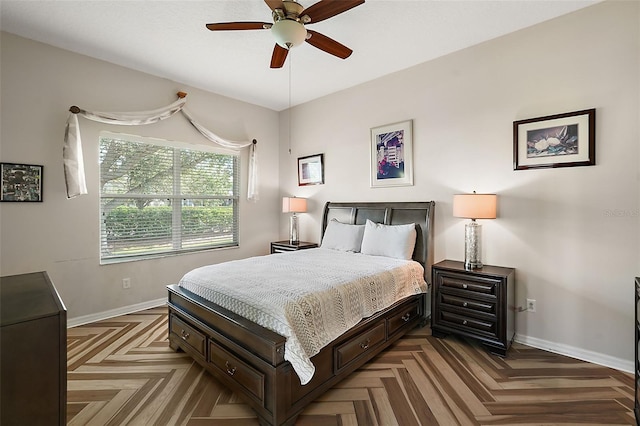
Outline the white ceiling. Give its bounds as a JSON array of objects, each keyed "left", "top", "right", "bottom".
[{"left": 1, "top": 0, "right": 599, "bottom": 111}]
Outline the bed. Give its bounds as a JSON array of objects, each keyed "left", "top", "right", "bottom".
[{"left": 167, "top": 201, "right": 435, "bottom": 425}]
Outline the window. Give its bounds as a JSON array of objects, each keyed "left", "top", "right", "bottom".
[{"left": 99, "top": 133, "right": 238, "bottom": 263}]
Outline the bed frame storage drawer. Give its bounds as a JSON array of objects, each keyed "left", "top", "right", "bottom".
[
  {"left": 387, "top": 299, "right": 421, "bottom": 337},
  {"left": 170, "top": 314, "right": 206, "bottom": 359},
  {"left": 208, "top": 340, "right": 265, "bottom": 404},
  {"left": 334, "top": 321, "right": 386, "bottom": 373}
]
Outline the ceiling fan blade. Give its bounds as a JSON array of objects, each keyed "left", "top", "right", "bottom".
[
  {"left": 270, "top": 44, "right": 289, "bottom": 68},
  {"left": 264, "top": 0, "right": 285, "bottom": 12},
  {"left": 305, "top": 30, "right": 352, "bottom": 59},
  {"left": 206, "top": 22, "right": 271, "bottom": 31},
  {"left": 302, "top": 0, "right": 365, "bottom": 24}
]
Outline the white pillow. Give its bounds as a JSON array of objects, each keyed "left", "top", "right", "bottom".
[
  {"left": 320, "top": 219, "right": 366, "bottom": 252},
  {"left": 360, "top": 219, "right": 417, "bottom": 260}
]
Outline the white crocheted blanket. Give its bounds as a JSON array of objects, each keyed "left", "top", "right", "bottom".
[{"left": 177, "top": 248, "right": 427, "bottom": 385}]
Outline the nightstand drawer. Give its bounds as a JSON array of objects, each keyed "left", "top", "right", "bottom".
[
  {"left": 440, "top": 293, "right": 496, "bottom": 315},
  {"left": 439, "top": 274, "right": 499, "bottom": 298},
  {"left": 438, "top": 311, "right": 497, "bottom": 337},
  {"left": 272, "top": 247, "right": 292, "bottom": 253},
  {"left": 270, "top": 241, "right": 318, "bottom": 254}
]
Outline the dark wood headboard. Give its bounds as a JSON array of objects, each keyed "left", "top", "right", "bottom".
[{"left": 321, "top": 201, "right": 435, "bottom": 283}]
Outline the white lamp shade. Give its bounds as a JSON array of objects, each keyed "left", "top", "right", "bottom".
[
  {"left": 282, "top": 197, "right": 307, "bottom": 213},
  {"left": 271, "top": 19, "right": 307, "bottom": 49},
  {"left": 453, "top": 193, "right": 497, "bottom": 219}
]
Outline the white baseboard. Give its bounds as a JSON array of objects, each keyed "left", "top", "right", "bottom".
[
  {"left": 67, "top": 297, "right": 167, "bottom": 328},
  {"left": 515, "top": 333, "right": 634, "bottom": 374}
]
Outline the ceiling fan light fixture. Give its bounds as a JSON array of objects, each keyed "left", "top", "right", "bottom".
[{"left": 271, "top": 19, "right": 307, "bottom": 49}]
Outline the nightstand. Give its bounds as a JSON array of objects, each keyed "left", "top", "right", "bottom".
[
  {"left": 431, "top": 260, "right": 515, "bottom": 356},
  {"left": 270, "top": 240, "right": 318, "bottom": 254}
]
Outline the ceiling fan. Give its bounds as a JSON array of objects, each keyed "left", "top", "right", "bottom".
[{"left": 206, "top": 0, "right": 365, "bottom": 68}]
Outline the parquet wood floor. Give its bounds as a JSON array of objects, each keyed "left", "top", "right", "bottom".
[{"left": 67, "top": 307, "right": 635, "bottom": 425}]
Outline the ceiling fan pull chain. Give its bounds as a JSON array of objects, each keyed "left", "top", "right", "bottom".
[{"left": 288, "top": 52, "right": 292, "bottom": 155}]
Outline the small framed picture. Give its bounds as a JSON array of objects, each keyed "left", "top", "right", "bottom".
[
  {"left": 370, "top": 120, "right": 413, "bottom": 187},
  {"left": 298, "top": 153, "right": 324, "bottom": 186},
  {"left": 1, "top": 163, "right": 43, "bottom": 202},
  {"left": 514, "top": 109, "right": 595, "bottom": 170}
]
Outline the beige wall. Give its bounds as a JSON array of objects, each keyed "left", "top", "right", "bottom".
[
  {"left": 0, "top": 32, "right": 281, "bottom": 320},
  {"left": 279, "top": 1, "right": 639, "bottom": 370}
]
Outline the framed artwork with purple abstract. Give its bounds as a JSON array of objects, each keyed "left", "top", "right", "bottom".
[
  {"left": 370, "top": 120, "right": 413, "bottom": 187},
  {"left": 514, "top": 109, "right": 595, "bottom": 170}
]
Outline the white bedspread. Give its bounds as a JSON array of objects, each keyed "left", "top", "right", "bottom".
[{"left": 177, "top": 248, "right": 427, "bottom": 385}]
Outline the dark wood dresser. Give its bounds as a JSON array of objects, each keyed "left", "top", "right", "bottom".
[
  {"left": 1, "top": 271, "right": 67, "bottom": 425},
  {"left": 431, "top": 260, "right": 515, "bottom": 356},
  {"left": 635, "top": 277, "right": 640, "bottom": 425}
]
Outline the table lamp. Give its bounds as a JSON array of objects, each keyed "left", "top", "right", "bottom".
[
  {"left": 282, "top": 197, "right": 307, "bottom": 244},
  {"left": 453, "top": 192, "right": 497, "bottom": 270}
]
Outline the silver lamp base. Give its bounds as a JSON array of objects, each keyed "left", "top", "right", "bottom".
[
  {"left": 464, "top": 220, "right": 483, "bottom": 270},
  {"left": 289, "top": 213, "right": 299, "bottom": 244}
]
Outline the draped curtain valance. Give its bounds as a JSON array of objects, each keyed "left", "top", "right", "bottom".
[{"left": 63, "top": 92, "right": 258, "bottom": 201}]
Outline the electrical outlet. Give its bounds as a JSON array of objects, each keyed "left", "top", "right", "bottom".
[
  {"left": 122, "top": 278, "right": 131, "bottom": 289},
  {"left": 526, "top": 298, "right": 536, "bottom": 312}
]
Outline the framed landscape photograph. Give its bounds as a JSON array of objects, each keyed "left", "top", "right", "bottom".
[
  {"left": 1, "top": 162, "right": 43, "bottom": 202},
  {"left": 298, "top": 153, "right": 324, "bottom": 186},
  {"left": 370, "top": 120, "right": 413, "bottom": 187},
  {"left": 513, "top": 109, "right": 595, "bottom": 170}
]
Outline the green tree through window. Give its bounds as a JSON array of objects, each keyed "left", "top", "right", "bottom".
[{"left": 99, "top": 134, "right": 238, "bottom": 262}]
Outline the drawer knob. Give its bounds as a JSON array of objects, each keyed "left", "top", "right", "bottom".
[
  {"left": 225, "top": 361, "right": 237, "bottom": 376},
  {"left": 462, "top": 320, "right": 468, "bottom": 325},
  {"left": 180, "top": 329, "right": 190, "bottom": 340},
  {"left": 360, "top": 338, "right": 371, "bottom": 350},
  {"left": 462, "top": 283, "right": 468, "bottom": 289},
  {"left": 401, "top": 313, "right": 411, "bottom": 322},
  {"left": 463, "top": 302, "right": 468, "bottom": 307}
]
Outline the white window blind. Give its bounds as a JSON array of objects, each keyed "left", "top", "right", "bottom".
[{"left": 99, "top": 134, "right": 239, "bottom": 263}]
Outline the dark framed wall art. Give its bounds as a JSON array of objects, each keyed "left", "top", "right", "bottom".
[
  {"left": 370, "top": 120, "right": 413, "bottom": 187},
  {"left": 298, "top": 153, "right": 324, "bottom": 186},
  {"left": 1, "top": 162, "right": 43, "bottom": 202},
  {"left": 513, "top": 108, "right": 595, "bottom": 170}
]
